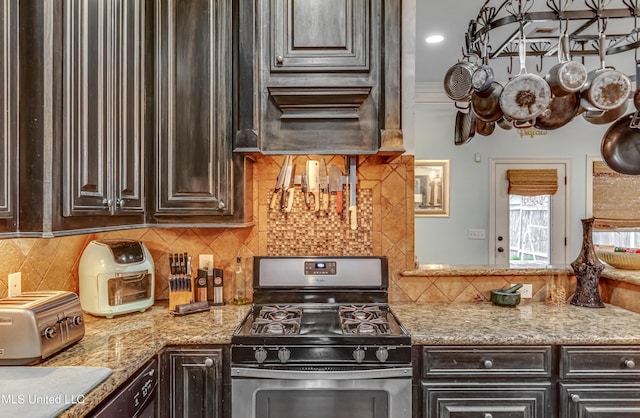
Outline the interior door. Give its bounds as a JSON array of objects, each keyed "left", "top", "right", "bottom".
[{"left": 492, "top": 161, "right": 568, "bottom": 265}]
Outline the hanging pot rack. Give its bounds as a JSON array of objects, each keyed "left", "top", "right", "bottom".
[{"left": 465, "top": 0, "right": 640, "bottom": 62}]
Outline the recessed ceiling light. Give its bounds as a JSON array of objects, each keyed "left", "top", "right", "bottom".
[{"left": 425, "top": 35, "right": 444, "bottom": 44}]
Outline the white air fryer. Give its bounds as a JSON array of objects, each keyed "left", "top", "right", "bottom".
[{"left": 79, "top": 239, "right": 155, "bottom": 318}]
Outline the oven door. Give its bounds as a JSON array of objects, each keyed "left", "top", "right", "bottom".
[{"left": 231, "top": 367, "right": 412, "bottom": 418}]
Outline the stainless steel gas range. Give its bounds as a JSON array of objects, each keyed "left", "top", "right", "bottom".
[{"left": 231, "top": 256, "right": 412, "bottom": 418}]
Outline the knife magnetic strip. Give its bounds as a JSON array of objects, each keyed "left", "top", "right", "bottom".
[{"left": 266, "top": 188, "right": 373, "bottom": 256}]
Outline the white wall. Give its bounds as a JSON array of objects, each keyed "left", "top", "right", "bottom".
[{"left": 414, "top": 85, "right": 612, "bottom": 265}]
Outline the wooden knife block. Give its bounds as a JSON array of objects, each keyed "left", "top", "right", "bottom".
[{"left": 169, "top": 281, "right": 194, "bottom": 311}]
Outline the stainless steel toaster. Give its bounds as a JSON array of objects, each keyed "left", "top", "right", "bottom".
[{"left": 0, "top": 291, "right": 85, "bottom": 365}]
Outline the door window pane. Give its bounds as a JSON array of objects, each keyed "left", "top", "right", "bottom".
[{"left": 509, "top": 194, "right": 551, "bottom": 265}]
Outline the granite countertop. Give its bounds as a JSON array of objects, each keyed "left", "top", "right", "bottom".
[
  {"left": 45, "top": 304, "right": 250, "bottom": 418},
  {"left": 36, "top": 300, "right": 640, "bottom": 417},
  {"left": 391, "top": 302, "right": 640, "bottom": 345},
  {"left": 401, "top": 264, "right": 640, "bottom": 286}
]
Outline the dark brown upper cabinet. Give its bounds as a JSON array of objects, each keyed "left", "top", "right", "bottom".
[
  {"left": 61, "top": 0, "right": 146, "bottom": 222},
  {"left": 149, "top": 0, "right": 252, "bottom": 226},
  {"left": 0, "top": 0, "right": 18, "bottom": 235},
  {"left": 235, "top": 0, "right": 403, "bottom": 155}
]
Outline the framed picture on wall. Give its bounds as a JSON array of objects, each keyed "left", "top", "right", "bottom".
[{"left": 414, "top": 160, "right": 450, "bottom": 217}]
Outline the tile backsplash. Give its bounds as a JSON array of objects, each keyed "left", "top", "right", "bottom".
[{"left": 0, "top": 155, "right": 416, "bottom": 302}]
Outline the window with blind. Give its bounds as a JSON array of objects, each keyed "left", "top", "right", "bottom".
[{"left": 592, "top": 161, "right": 640, "bottom": 229}]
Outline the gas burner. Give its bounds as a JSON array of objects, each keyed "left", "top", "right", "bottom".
[
  {"left": 341, "top": 317, "right": 391, "bottom": 335},
  {"left": 339, "top": 305, "right": 383, "bottom": 322},
  {"left": 258, "top": 305, "right": 303, "bottom": 322},
  {"left": 250, "top": 317, "right": 301, "bottom": 335}
]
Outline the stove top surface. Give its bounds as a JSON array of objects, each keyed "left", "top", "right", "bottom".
[{"left": 233, "top": 303, "right": 410, "bottom": 346}]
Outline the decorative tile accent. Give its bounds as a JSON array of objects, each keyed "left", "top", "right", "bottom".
[{"left": 267, "top": 189, "right": 373, "bottom": 256}]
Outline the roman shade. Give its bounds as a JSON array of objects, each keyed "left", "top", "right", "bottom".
[
  {"left": 507, "top": 169, "right": 558, "bottom": 196},
  {"left": 592, "top": 161, "right": 640, "bottom": 229}
]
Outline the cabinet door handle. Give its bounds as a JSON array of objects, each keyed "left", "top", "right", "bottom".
[
  {"left": 571, "top": 394, "right": 580, "bottom": 403},
  {"left": 484, "top": 414, "right": 493, "bottom": 418},
  {"left": 102, "top": 198, "right": 113, "bottom": 208},
  {"left": 116, "top": 198, "right": 125, "bottom": 208},
  {"left": 276, "top": 55, "right": 284, "bottom": 64},
  {"left": 497, "top": 247, "right": 504, "bottom": 253},
  {"left": 625, "top": 359, "right": 636, "bottom": 369},
  {"left": 483, "top": 359, "right": 493, "bottom": 369},
  {"left": 204, "top": 358, "right": 214, "bottom": 367}
]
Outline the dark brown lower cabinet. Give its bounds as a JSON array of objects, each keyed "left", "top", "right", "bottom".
[
  {"left": 559, "top": 346, "right": 640, "bottom": 418},
  {"left": 418, "top": 346, "right": 554, "bottom": 418},
  {"left": 159, "top": 345, "right": 230, "bottom": 418},
  {"left": 423, "top": 382, "right": 552, "bottom": 418}
]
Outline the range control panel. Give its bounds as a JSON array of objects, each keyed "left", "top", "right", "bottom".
[{"left": 304, "top": 261, "right": 337, "bottom": 276}]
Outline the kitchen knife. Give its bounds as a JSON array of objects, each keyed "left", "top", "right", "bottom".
[
  {"left": 284, "top": 164, "right": 296, "bottom": 212},
  {"left": 301, "top": 169, "right": 310, "bottom": 208},
  {"left": 270, "top": 155, "right": 290, "bottom": 210},
  {"left": 329, "top": 164, "right": 343, "bottom": 214},
  {"left": 319, "top": 159, "right": 329, "bottom": 211},
  {"left": 306, "top": 160, "right": 320, "bottom": 211},
  {"left": 348, "top": 156, "right": 357, "bottom": 230},
  {"left": 280, "top": 156, "right": 293, "bottom": 210}
]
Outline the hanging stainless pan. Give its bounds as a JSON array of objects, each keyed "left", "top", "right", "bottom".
[
  {"left": 454, "top": 110, "right": 476, "bottom": 146},
  {"left": 472, "top": 40, "right": 494, "bottom": 93},
  {"left": 581, "top": 32, "right": 632, "bottom": 111},
  {"left": 471, "top": 81, "right": 504, "bottom": 122},
  {"left": 601, "top": 112, "right": 640, "bottom": 175},
  {"left": 545, "top": 32, "right": 588, "bottom": 96},
  {"left": 500, "top": 38, "right": 551, "bottom": 122},
  {"left": 444, "top": 53, "right": 478, "bottom": 102},
  {"left": 535, "top": 92, "right": 580, "bottom": 130}
]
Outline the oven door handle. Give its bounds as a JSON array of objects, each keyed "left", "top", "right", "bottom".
[{"left": 231, "top": 367, "right": 412, "bottom": 380}]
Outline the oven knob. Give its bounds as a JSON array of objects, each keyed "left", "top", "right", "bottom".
[
  {"left": 278, "top": 348, "right": 291, "bottom": 363},
  {"left": 353, "top": 347, "right": 366, "bottom": 363},
  {"left": 254, "top": 348, "right": 268, "bottom": 364},
  {"left": 43, "top": 327, "right": 57, "bottom": 339},
  {"left": 376, "top": 347, "right": 389, "bottom": 363},
  {"left": 72, "top": 315, "right": 83, "bottom": 326}
]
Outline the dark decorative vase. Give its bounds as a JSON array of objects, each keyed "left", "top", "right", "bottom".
[{"left": 570, "top": 218, "right": 605, "bottom": 308}]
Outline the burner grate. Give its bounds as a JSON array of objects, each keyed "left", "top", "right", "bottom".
[
  {"left": 339, "top": 305, "right": 391, "bottom": 335},
  {"left": 249, "top": 305, "right": 302, "bottom": 335}
]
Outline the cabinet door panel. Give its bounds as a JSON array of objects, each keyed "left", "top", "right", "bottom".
[
  {"left": 270, "top": 0, "right": 370, "bottom": 71},
  {"left": 63, "top": 0, "right": 145, "bottom": 216},
  {"left": 560, "top": 383, "right": 640, "bottom": 418},
  {"left": 0, "top": 0, "right": 18, "bottom": 222},
  {"left": 162, "top": 347, "right": 224, "bottom": 418},
  {"left": 154, "top": 0, "right": 232, "bottom": 215},
  {"left": 423, "top": 382, "right": 552, "bottom": 418}
]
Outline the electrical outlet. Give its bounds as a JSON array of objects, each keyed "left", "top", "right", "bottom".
[
  {"left": 513, "top": 283, "right": 533, "bottom": 299},
  {"left": 8, "top": 272, "right": 21, "bottom": 297},
  {"left": 468, "top": 228, "right": 486, "bottom": 240},
  {"left": 199, "top": 254, "right": 214, "bottom": 274}
]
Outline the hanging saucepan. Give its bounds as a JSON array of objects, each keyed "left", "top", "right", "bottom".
[
  {"left": 535, "top": 92, "right": 580, "bottom": 130},
  {"left": 634, "top": 61, "right": 640, "bottom": 111},
  {"left": 499, "top": 38, "right": 551, "bottom": 124},
  {"left": 476, "top": 119, "right": 496, "bottom": 136},
  {"left": 580, "top": 31, "right": 632, "bottom": 112},
  {"left": 601, "top": 112, "right": 640, "bottom": 175},
  {"left": 472, "top": 39, "right": 494, "bottom": 93},
  {"left": 582, "top": 101, "right": 628, "bottom": 125},
  {"left": 454, "top": 109, "right": 476, "bottom": 146},
  {"left": 471, "top": 81, "right": 504, "bottom": 122},
  {"left": 545, "top": 32, "right": 588, "bottom": 97},
  {"left": 444, "top": 52, "right": 479, "bottom": 102},
  {"left": 497, "top": 116, "right": 514, "bottom": 130}
]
